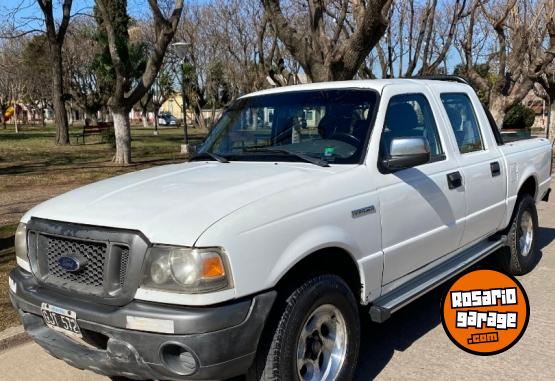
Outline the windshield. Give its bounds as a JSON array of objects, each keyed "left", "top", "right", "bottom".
[{"left": 200, "top": 89, "right": 378, "bottom": 165}]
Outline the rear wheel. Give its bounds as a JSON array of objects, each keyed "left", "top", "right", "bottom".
[
  {"left": 249, "top": 274, "right": 360, "bottom": 381},
  {"left": 497, "top": 194, "right": 539, "bottom": 275}
]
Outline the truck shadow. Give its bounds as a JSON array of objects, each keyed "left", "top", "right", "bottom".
[
  {"left": 537, "top": 226, "right": 555, "bottom": 251},
  {"left": 354, "top": 225, "right": 555, "bottom": 380},
  {"left": 354, "top": 284, "right": 446, "bottom": 380}
]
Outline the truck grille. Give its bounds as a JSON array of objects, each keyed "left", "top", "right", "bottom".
[
  {"left": 36, "top": 233, "right": 130, "bottom": 295},
  {"left": 45, "top": 235, "right": 107, "bottom": 289},
  {"left": 27, "top": 218, "right": 149, "bottom": 306},
  {"left": 119, "top": 247, "right": 129, "bottom": 286}
]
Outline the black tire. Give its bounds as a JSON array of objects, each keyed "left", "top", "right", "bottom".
[
  {"left": 497, "top": 194, "right": 539, "bottom": 275},
  {"left": 248, "top": 274, "right": 360, "bottom": 381}
]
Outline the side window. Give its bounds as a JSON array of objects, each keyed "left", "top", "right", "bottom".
[
  {"left": 381, "top": 93, "right": 444, "bottom": 163},
  {"left": 441, "top": 93, "right": 484, "bottom": 153}
]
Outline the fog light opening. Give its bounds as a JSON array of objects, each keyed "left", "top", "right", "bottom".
[{"left": 160, "top": 342, "right": 198, "bottom": 376}]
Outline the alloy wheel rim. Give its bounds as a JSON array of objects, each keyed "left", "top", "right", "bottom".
[
  {"left": 519, "top": 210, "right": 534, "bottom": 257},
  {"left": 296, "top": 304, "right": 348, "bottom": 381}
]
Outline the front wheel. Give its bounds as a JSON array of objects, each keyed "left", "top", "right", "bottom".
[
  {"left": 249, "top": 274, "right": 360, "bottom": 381},
  {"left": 497, "top": 194, "right": 540, "bottom": 275}
]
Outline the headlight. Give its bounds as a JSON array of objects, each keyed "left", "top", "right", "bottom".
[
  {"left": 15, "top": 223, "right": 31, "bottom": 272},
  {"left": 141, "top": 246, "right": 231, "bottom": 293}
]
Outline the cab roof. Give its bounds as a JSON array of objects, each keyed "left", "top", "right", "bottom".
[{"left": 242, "top": 78, "right": 472, "bottom": 98}]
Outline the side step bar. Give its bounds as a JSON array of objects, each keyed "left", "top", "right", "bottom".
[{"left": 369, "top": 237, "right": 506, "bottom": 323}]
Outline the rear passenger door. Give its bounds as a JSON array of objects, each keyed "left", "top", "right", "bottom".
[
  {"left": 439, "top": 92, "right": 506, "bottom": 246},
  {"left": 374, "top": 86, "right": 466, "bottom": 285}
]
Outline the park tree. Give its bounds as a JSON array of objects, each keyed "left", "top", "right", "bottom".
[
  {"left": 172, "top": 6, "right": 209, "bottom": 129},
  {"left": 534, "top": 62, "right": 555, "bottom": 140},
  {"left": 209, "top": 0, "right": 302, "bottom": 90},
  {"left": 136, "top": 91, "right": 154, "bottom": 128},
  {"left": 0, "top": 39, "right": 18, "bottom": 128},
  {"left": 64, "top": 17, "right": 109, "bottom": 121},
  {"left": 260, "top": 0, "right": 393, "bottom": 82},
  {"left": 132, "top": 18, "right": 177, "bottom": 132},
  {"left": 360, "top": 0, "right": 468, "bottom": 78},
  {"left": 460, "top": 0, "right": 555, "bottom": 123},
  {"left": 36, "top": 0, "right": 73, "bottom": 144},
  {"left": 21, "top": 35, "right": 52, "bottom": 126},
  {"left": 151, "top": 69, "right": 175, "bottom": 133},
  {"left": 172, "top": 0, "right": 301, "bottom": 130},
  {"left": 94, "top": 0, "right": 184, "bottom": 165},
  {"left": 0, "top": 36, "right": 27, "bottom": 131}
]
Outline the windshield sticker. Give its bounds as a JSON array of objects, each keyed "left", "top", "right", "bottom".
[{"left": 324, "top": 147, "right": 335, "bottom": 157}]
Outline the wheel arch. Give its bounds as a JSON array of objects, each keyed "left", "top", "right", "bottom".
[
  {"left": 274, "top": 246, "right": 364, "bottom": 304},
  {"left": 502, "top": 175, "right": 538, "bottom": 232},
  {"left": 518, "top": 175, "right": 537, "bottom": 201}
]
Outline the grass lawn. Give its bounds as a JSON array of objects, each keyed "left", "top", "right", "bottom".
[
  {"left": 1, "top": 123, "right": 207, "bottom": 225},
  {"left": 0, "top": 123, "right": 207, "bottom": 330}
]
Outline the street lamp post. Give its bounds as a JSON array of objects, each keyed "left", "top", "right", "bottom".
[{"left": 172, "top": 42, "right": 192, "bottom": 154}]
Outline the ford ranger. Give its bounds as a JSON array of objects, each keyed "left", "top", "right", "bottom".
[{"left": 9, "top": 77, "right": 552, "bottom": 381}]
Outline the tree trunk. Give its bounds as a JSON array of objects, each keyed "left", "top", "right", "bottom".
[
  {"left": 141, "top": 113, "right": 149, "bottom": 128},
  {"left": 310, "top": 65, "right": 330, "bottom": 82},
  {"left": 192, "top": 103, "right": 205, "bottom": 130},
  {"left": 50, "top": 42, "right": 69, "bottom": 144},
  {"left": 88, "top": 110, "right": 99, "bottom": 123},
  {"left": 111, "top": 108, "right": 131, "bottom": 165},
  {"left": 210, "top": 103, "right": 217, "bottom": 130},
  {"left": 14, "top": 103, "right": 19, "bottom": 134},
  {"left": 549, "top": 100, "right": 555, "bottom": 143},
  {"left": 489, "top": 95, "right": 508, "bottom": 128},
  {"left": 153, "top": 108, "right": 159, "bottom": 135},
  {"left": 67, "top": 108, "right": 74, "bottom": 126}
]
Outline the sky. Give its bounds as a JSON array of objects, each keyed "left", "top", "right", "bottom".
[{"left": 0, "top": 0, "right": 190, "bottom": 30}]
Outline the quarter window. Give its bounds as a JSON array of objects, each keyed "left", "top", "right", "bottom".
[
  {"left": 441, "top": 93, "right": 484, "bottom": 153},
  {"left": 380, "top": 93, "right": 444, "bottom": 164}
]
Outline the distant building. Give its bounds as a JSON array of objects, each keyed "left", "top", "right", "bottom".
[
  {"left": 161, "top": 94, "right": 185, "bottom": 120},
  {"left": 160, "top": 93, "right": 222, "bottom": 127}
]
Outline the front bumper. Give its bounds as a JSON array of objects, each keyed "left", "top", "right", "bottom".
[{"left": 9, "top": 267, "right": 276, "bottom": 380}]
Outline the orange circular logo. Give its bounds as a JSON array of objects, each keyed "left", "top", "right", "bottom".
[{"left": 441, "top": 269, "right": 529, "bottom": 355}]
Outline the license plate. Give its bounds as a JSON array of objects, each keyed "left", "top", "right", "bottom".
[{"left": 41, "top": 303, "right": 81, "bottom": 336}]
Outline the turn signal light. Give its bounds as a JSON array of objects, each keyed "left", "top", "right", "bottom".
[{"left": 202, "top": 255, "right": 225, "bottom": 278}]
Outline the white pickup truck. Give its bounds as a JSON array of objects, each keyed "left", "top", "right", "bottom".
[{"left": 10, "top": 78, "right": 552, "bottom": 381}]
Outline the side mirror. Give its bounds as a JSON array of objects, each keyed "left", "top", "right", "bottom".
[{"left": 382, "top": 137, "right": 431, "bottom": 171}]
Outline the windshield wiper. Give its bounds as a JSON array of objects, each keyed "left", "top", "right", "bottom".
[
  {"left": 247, "top": 147, "right": 330, "bottom": 167},
  {"left": 189, "top": 152, "right": 230, "bottom": 163}
]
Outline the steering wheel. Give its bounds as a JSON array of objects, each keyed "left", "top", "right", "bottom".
[{"left": 329, "top": 132, "right": 361, "bottom": 147}]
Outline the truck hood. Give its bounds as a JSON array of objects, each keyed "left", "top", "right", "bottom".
[{"left": 23, "top": 161, "right": 349, "bottom": 245}]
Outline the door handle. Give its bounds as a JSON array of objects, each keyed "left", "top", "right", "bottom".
[
  {"left": 447, "top": 171, "right": 463, "bottom": 189},
  {"left": 490, "top": 161, "right": 501, "bottom": 177}
]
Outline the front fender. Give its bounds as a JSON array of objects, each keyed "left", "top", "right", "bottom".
[
  {"left": 268, "top": 225, "right": 361, "bottom": 284},
  {"left": 268, "top": 225, "right": 383, "bottom": 304}
]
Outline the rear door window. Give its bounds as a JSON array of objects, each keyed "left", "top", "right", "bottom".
[{"left": 440, "top": 93, "right": 484, "bottom": 153}]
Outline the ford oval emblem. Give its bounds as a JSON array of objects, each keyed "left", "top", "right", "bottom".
[{"left": 58, "top": 256, "right": 83, "bottom": 272}]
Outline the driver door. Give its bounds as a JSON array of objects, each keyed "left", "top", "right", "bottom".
[{"left": 375, "top": 86, "right": 466, "bottom": 285}]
